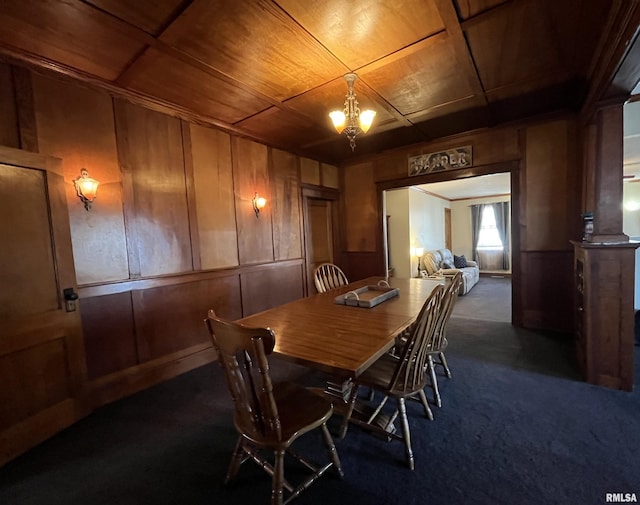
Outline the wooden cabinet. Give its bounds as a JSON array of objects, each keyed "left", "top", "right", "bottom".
[{"left": 573, "top": 241, "right": 638, "bottom": 391}]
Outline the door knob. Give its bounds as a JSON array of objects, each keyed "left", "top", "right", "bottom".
[{"left": 63, "top": 288, "right": 79, "bottom": 312}]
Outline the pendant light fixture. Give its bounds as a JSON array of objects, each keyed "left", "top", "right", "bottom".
[{"left": 329, "top": 73, "right": 376, "bottom": 151}]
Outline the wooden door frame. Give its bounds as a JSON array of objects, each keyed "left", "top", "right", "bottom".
[
  {"left": 376, "top": 160, "right": 520, "bottom": 325},
  {"left": 301, "top": 186, "right": 341, "bottom": 297},
  {"left": 444, "top": 208, "right": 452, "bottom": 250}
]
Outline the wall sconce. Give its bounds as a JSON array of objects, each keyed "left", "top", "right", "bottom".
[
  {"left": 252, "top": 192, "right": 266, "bottom": 217},
  {"left": 74, "top": 168, "right": 99, "bottom": 211}
]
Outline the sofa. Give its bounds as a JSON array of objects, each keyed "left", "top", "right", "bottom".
[{"left": 419, "top": 248, "right": 479, "bottom": 295}]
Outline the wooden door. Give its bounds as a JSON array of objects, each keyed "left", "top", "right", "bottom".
[
  {"left": 445, "top": 208, "right": 452, "bottom": 250},
  {"left": 302, "top": 186, "right": 341, "bottom": 295},
  {"left": 305, "top": 198, "right": 334, "bottom": 294},
  {"left": 0, "top": 147, "right": 87, "bottom": 466}
]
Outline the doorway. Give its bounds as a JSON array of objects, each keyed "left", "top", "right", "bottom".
[
  {"left": 302, "top": 187, "right": 340, "bottom": 296},
  {"left": 383, "top": 172, "right": 513, "bottom": 322}
]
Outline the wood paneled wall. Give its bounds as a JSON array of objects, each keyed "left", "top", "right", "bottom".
[
  {"left": 519, "top": 120, "right": 580, "bottom": 330},
  {"left": 32, "top": 73, "right": 129, "bottom": 284},
  {"left": 115, "top": 101, "right": 193, "bottom": 277},
  {"left": 343, "top": 161, "right": 378, "bottom": 252},
  {"left": 186, "top": 124, "right": 238, "bottom": 269},
  {"left": 233, "top": 137, "right": 273, "bottom": 265},
  {"left": 0, "top": 62, "right": 319, "bottom": 417},
  {"left": 524, "top": 121, "right": 580, "bottom": 250},
  {"left": 241, "top": 262, "right": 305, "bottom": 315},
  {"left": 271, "top": 148, "right": 303, "bottom": 261},
  {"left": 341, "top": 118, "right": 582, "bottom": 332},
  {"left": 0, "top": 63, "right": 18, "bottom": 148}
]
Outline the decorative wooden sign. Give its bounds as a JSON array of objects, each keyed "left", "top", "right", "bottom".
[{"left": 408, "top": 145, "right": 472, "bottom": 176}]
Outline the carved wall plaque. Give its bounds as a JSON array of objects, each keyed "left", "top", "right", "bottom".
[{"left": 408, "top": 145, "right": 472, "bottom": 176}]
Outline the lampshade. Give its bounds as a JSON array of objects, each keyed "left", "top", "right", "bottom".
[
  {"left": 74, "top": 168, "right": 99, "bottom": 210},
  {"left": 359, "top": 109, "right": 376, "bottom": 133},
  {"left": 252, "top": 192, "right": 266, "bottom": 217},
  {"left": 329, "top": 111, "right": 346, "bottom": 134}
]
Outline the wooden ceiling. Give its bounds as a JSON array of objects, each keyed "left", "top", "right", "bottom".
[{"left": 0, "top": 0, "right": 633, "bottom": 163}]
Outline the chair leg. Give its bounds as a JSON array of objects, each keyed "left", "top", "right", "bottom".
[
  {"left": 428, "top": 356, "right": 441, "bottom": 408},
  {"left": 339, "top": 384, "right": 360, "bottom": 439},
  {"left": 439, "top": 351, "right": 452, "bottom": 378},
  {"left": 321, "top": 423, "right": 344, "bottom": 478},
  {"left": 397, "top": 398, "right": 414, "bottom": 471},
  {"left": 225, "top": 436, "right": 245, "bottom": 483},
  {"left": 417, "top": 389, "right": 434, "bottom": 421},
  {"left": 271, "top": 449, "right": 285, "bottom": 505}
]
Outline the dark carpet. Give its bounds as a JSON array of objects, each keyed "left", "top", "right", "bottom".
[
  {"left": 1, "top": 279, "right": 639, "bottom": 505},
  {"left": 453, "top": 275, "right": 511, "bottom": 322}
]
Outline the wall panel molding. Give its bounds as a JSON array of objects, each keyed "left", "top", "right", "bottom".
[
  {"left": 11, "top": 66, "right": 38, "bottom": 152},
  {"left": 114, "top": 99, "right": 192, "bottom": 277},
  {"left": 232, "top": 137, "right": 274, "bottom": 265},
  {"left": 241, "top": 262, "right": 304, "bottom": 316},
  {"left": 77, "top": 259, "right": 304, "bottom": 298},
  {"left": 186, "top": 123, "right": 239, "bottom": 269},
  {"left": 271, "top": 148, "right": 303, "bottom": 261},
  {"left": 0, "top": 62, "right": 19, "bottom": 148}
]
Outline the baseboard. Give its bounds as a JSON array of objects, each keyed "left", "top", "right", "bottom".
[
  {"left": 0, "top": 398, "right": 88, "bottom": 468},
  {"left": 87, "top": 344, "right": 218, "bottom": 410}
]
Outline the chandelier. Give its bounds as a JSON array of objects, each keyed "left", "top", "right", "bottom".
[{"left": 329, "top": 73, "right": 376, "bottom": 151}]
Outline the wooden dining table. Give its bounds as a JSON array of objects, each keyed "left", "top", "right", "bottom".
[{"left": 238, "top": 276, "right": 443, "bottom": 380}]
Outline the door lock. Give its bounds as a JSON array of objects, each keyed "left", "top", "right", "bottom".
[{"left": 63, "top": 288, "right": 79, "bottom": 312}]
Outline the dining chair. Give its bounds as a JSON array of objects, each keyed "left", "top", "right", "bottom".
[
  {"left": 337, "top": 284, "right": 445, "bottom": 470},
  {"left": 393, "top": 272, "right": 463, "bottom": 412},
  {"left": 205, "top": 310, "right": 343, "bottom": 505},
  {"left": 428, "top": 271, "right": 463, "bottom": 408},
  {"left": 313, "top": 263, "right": 349, "bottom": 293}
]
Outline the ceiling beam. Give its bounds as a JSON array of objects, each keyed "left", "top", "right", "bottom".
[
  {"left": 581, "top": 0, "right": 640, "bottom": 121},
  {"left": 432, "top": 0, "right": 489, "bottom": 111}
]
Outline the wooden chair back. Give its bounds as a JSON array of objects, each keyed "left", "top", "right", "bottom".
[
  {"left": 205, "top": 309, "right": 282, "bottom": 441},
  {"left": 389, "top": 284, "right": 444, "bottom": 394},
  {"left": 313, "top": 263, "right": 349, "bottom": 293},
  {"left": 432, "top": 271, "right": 463, "bottom": 349}
]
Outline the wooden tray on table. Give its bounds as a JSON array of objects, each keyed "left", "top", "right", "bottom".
[{"left": 334, "top": 281, "right": 399, "bottom": 308}]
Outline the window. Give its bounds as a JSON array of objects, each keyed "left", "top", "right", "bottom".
[{"left": 477, "top": 206, "right": 503, "bottom": 250}]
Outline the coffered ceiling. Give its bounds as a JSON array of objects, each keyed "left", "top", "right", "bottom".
[{"left": 0, "top": 0, "right": 634, "bottom": 163}]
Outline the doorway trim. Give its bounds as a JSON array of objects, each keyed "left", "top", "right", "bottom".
[{"left": 444, "top": 208, "right": 452, "bottom": 250}]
